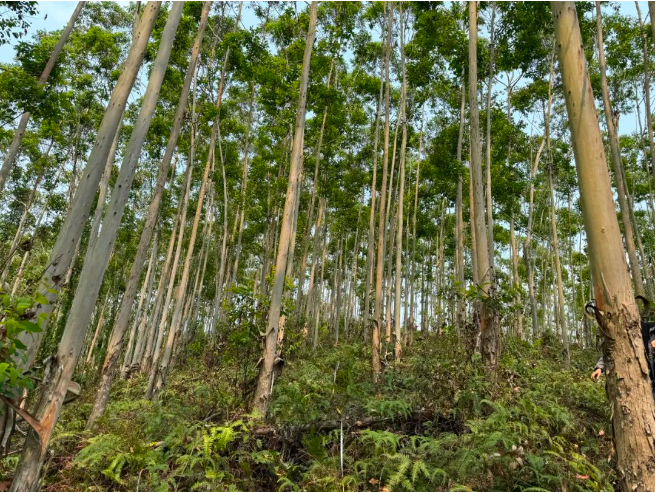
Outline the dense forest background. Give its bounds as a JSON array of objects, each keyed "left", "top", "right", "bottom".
[{"left": 0, "top": 1, "right": 653, "bottom": 491}]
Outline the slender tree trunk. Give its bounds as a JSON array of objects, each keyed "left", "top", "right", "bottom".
[
  {"left": 312, "top": 216, "right": 328, "bottom": 349},
  {"left": 552, "top": 4, "right": 655, "bottom": 490},
  {"left": 410, "top": 111, "right": 423, "bottom": 332},
  {"left": 524, "top": 51, "right": 554, "bottom": 339},
  {"left": 8, "top": 4, "right": 174, "bottom": 489},
  {"left": 85, "top": 293, "right": 109, "bottom": 365},
  {"left": 469, "top": 2, "right": 497, "bottom": 368},
  {"left": 595, "top": 2, "right": 645, "bottom": 297},
  {"left": 305, "top": 199, "right": 324, "bottom": 332},
  {"left": 393, "top": 4, "right": 407, "bottom": 362},
  {"left": 122, "top": 234, "right": 158, "bottom": 375},
  {"left": 364, "top": 58, "right": 384, "bottom": 335},
  {"left": 509, "top": 216, "right": 523, "bottom": 337},
  {"left": 15, "top": 2, "right": 160, "bottom": 376},
  {"left": 230, "top": 82, "right": 255, "bottom": 288},
  {"left": 548, "top": 165, "right": 570, "bottom": 366},
  {"left": 372, "top": 4, "right": 393, "bottom": 378},
  {"left": 297, "top": 61, "right": 333, "bottom": 312},
  {"left": 86, "top": 1, "right": 207, "bottom": 424},
  {"left": 86, "top": 120, "right": 122, "bottom": 256},
  {"left": 0, "top": 2, "right": 85, "bottom": 194},
  {"left": 484, "top": 2, "right": 496, "bottom": 271},
  {"left": 455, "top": 78, "right": 466, "bottom": 333},
  {"left": 252, "top": 2, "right": 317, "bottom": 415}
]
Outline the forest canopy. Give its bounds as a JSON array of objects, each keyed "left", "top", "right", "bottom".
[{"left": 0, "top": 2, "right": 653, "bottom": 491}]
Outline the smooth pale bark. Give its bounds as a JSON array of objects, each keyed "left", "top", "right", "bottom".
[
  {"left": 469, "top": 2, "right": 497, "bottom": 367},
  {"left": 468, "top": 158, "right": 478, "bottom": 287},
  {"left": 305, "top": 199, "right": 324, "bottom": 325},
  {"left": 595, "top": 2, "right": 645, "bottom": 298},
  {"left": 524, "top": 50, "right": 554, "bottom": 339},
  {"left": 372, "top": 5, "right": 393, "bottom": 378},
  {"left": 150, "top": 1, "right": 241, "bottom": 396},
  {"left": 86, "top": 120, "right": 122, "bottom": 256},
  {"left": 312, "top": 216, "right": 328, "bottom": 349},
  {"left": 122, "top": 234, "right": 158, "bottom": 375},
  {"left": 15, "top": 3, "right": 160, "bottom": 377},
  {"left": 455, "top": 79, "right": 466, "bottom": 332},
  {"left": 297, "top": 61, "right": 333, "bottom": 313},
  {"left": 410, "top": 112, "right": 423, "bottom": 330},
  {"left": 252, "top": 2, "right": 317, "bottom": 415},
  {"left": 547, "top": 166, "right": 570, "bottom": 366},
  {"left": 484, "top": 2, "right": 496, "bottom": 271},
  {"left": 552, "top": 4, "right": 655, "bottom": 490},
  {"left": 364, "top": 59, "right": 384, "bottom": 335},
  {"left": 509, "top": 216, "right": 522, "bottom": 337},
  {"left": 393, "top": 4, "right": 407, "bottom": 362},
  {"left": 230, "top": 83, "right": 256, "bottom": 287},
  {"left": 0, "top": 2, "right": 85, "bottom": 194},
  {"left": 85, "top": 294, "right": 109, "bottom": 365},
  {"left": 85, "top": 0, "right": 201, "bottom": 424},
  {"left": 8, "top": 4, "right": 172, "bottom": 489}
]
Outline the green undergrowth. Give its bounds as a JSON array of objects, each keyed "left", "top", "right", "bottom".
[{"left": 24, "top": 332, "right": 613, "bottom": 491}]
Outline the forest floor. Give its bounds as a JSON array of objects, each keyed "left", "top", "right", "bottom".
[{"left": 2, "top": 330, "right": 615, "bottom": 492}]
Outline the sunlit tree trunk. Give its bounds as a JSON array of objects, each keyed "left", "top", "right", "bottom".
[
  {"left": 552, "top": 4, "right": 655, "bottom": 490},
  {"left": 455, "top": 78, "right": 466, "bottom": 333},
  {"left": 364, "top": 58, "right": 384, "bottom": 336},
  {"left": 469, "top": 2, "right": 498, "bottom": 368},
  {"left": 8, "top": 4, "right": 174, "bottom": 489},
  {"left": 393, "top": 4, "right": 408, "bottom": 362},
  {"left": 252, "top": 2, "right": 317, "bottom": 415},
  {"left": 87, "top": 2, "right": 208, "bottom": 425},
  {"left": 595, "top": 2, "right": 645, "bottom": 298},
  {"left": 15, "top": 2, "right": 160, "bottom": 378},
  {"left": 484, "top": 2, "right": 496, "bottom": 271}
]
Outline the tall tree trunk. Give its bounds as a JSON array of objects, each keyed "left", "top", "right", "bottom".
[
  {"left": 548, "top": 164, "right": 570, "bottom": 366},
  {"left": 410, "top": 111, "right": 423, "bottom": 331},
  {"left": 0, "top": 2, "right": 85, "bottom": 194},
  {"left": 595, "top": 2, "right": 645, "bottom": 297},
  {"left": 552, "top": 4, "right": 655, "bottom": 491},
  {"left": 252, "top": 2, "right": 317, "bottom": 415},
  {"left": 455, "top": 78, "right": 466, "bottom": 333},
  {"left": 230, "top": 82, "right": 256, "bottom": 288},
  {"left": 86, "top": 120, "right": 123, "bottom": 256},
  {"left": 15, "top": 2, "right": 160, "bottom": 377},
  {"left": 469, "top": 2, "right": 497, "bottom": 368},
  {"left": 364, "top": 57, "right": 385, "bottom": 335},
  {"left": 484, "top": 2, "right": 496, "bottom": 271},
  {"left": 86, "top": 1, "right": 207, "bottom": 425},
  {"left": 372, "top": 4, "right": 393, "bottom": 378},
  {"left": 509, "top": 216, "right": 523, "bottom": 337},
  {"left": 393, "top": 4, "right": 407, "bottom": 362},
  {"left": 297, "top": 61, "right": 333, "bottom": 312},
  {"left": 122, "top": 233, "right": 158, "bottom": 375},
  {"left": 305, "top": 198, "right": 324, "bottom": 325},
  {"left": 8, "top": 4, "right": 175, "bottom": 489},
  {"left": 524, "top": 50, "right": 554, "bottom": 339}
]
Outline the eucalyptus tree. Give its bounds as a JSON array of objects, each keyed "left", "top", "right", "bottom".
[
  {"left": 252, "top": 1, "right": 317, "bottom": 415},
  {"left": 551, "top": 3, "right": 654, "bottom": 490},
  {"left": 87, "top": 1, "right": 211, "bottom": 427},
  {"left": 8, "top": 3, "right": 178, "bottom": 489}
]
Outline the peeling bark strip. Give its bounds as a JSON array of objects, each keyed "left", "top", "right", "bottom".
[{"left": 551, "top": 3, "right": 655, "bottom": 491}]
